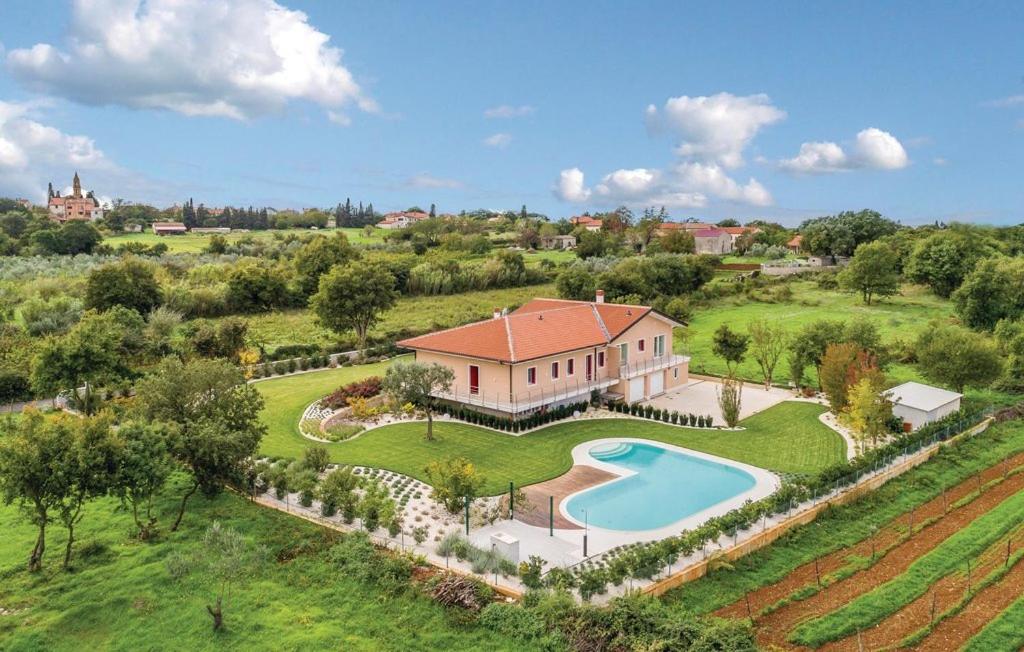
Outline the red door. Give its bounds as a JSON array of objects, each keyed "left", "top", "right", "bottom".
[
  {"left": 469, "top": 365, "right": 480, "bottom": 394},
  {"left": 585, "top": 355, "right": 593, "bottom": 381}
]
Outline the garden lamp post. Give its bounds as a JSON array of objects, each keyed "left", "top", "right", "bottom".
[{"left": 583, "top": 509, "right": 589, "bottom": 558}]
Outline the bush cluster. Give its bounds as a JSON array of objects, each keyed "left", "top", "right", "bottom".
[
  {"left": 608, "top": 401, "right": 714, "bottom": 428},
  {"left": 438, "top": 401, "right": 589, "bottom": 433}
]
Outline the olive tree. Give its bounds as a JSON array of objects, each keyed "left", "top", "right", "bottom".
[
  {"left": 381, "top": 361, "right": 454, "bottom": 441},
  {"left": 134, "top": 358, "right": 266, "bottom": 531}
]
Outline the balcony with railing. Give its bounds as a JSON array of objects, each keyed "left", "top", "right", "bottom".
[
  {"left": 618, "top": 354, "right": 690, "bottom": 380},
  {"left": 434, "top": 374, "right": 619, "bottom": 415}
]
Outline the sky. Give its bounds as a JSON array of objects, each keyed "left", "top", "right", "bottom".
[{"left": 0, "top": 0, "right": 1021, "bottom": 225}]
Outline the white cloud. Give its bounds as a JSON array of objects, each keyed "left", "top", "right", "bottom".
[
  {"left": 779, "top": 141, "right": 848, "bottom": 173},
  {"left": 6, "top": 0, "right": 376, "bottom": 121},
  {"left": 673, "top": 162, "right": 773, "bottom": 206},
  {"left": 483, "top": 105, "right": 535, "bottom": 118},
  {"left": 557, "top": 92, "right": 780, "bottom": 208},
  {"left": 405, "top": 173, "right": 462, "bottom": 190},
  {"left": 853, "top": 128, "right": 909, "bottom": 169},
  {"left": 933, "top": 157, "right": 948, "bottom": 166},
  {"left": 595, "top": 168, "right": 660, "bottom": 198},
  {"left": 644, "top": 93, "right": 786, "bottom": 168},
  {"left": 0, "top": 99, "right": 114, "bottom": 199},
  {"left": 483, "top": 133, "right": 512, "bottom": 148},
  {"left": 780, "top": 128, "right": 908, "bottom": 173},
  {"left": 555, "top": 168, "right": 591, "bottom": 202}
]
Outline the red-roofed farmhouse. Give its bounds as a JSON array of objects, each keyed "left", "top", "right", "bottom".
[{"left": 398, "top": 291, "right": 688, "bottom": 416}]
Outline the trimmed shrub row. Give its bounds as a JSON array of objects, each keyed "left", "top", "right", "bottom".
[
  {"left": 608, "top": 400, "right": 714, "bottom": 428},
  {"left": 438, "top": 401, "right": 590, "bottom": 433}
]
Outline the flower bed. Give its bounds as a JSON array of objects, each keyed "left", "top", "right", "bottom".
[{"left": 322, "top": 376, "right": 383, "bottom": 410}]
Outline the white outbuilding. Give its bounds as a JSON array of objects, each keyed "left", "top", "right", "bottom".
[{"left": 885, "top": 381, "right": 963, "bottom": 432}]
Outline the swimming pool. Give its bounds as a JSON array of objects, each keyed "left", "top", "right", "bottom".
[{"left": 564, "top": 441, "right": 758, "bottom": 531}]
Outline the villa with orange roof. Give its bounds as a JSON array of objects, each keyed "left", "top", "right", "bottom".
[
  {"left": 397, "top": 291, "right": 688, "bottom": 418},
  {"left": 569, "top": 215, "right": 603, "bottom": 232}
]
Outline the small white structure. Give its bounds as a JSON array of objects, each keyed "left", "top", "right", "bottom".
[
  {"left": 886, "top": 381, "right": 963, "bottom": 432},
  {"left": 489, "top": 531, "right": 520, "bottom": 565}
]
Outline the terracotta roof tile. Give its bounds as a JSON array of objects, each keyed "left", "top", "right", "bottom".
[{"left": 398, "top": 298, "right": 655, "bottom": 362}]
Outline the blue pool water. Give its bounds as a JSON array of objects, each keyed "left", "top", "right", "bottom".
[{"left": 564, "top": 441, "right": 757, "bottom": 531}]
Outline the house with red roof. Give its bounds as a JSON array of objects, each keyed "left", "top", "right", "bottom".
[
  {"left": 397, "top": 291, "right": 688, "bottom": 417},
  {"left": 569, "top": 215, "right": 603, "bottom": 232},
  {"left": 787, "top": 234, "right": 803, "bottom": 252},
  {"left": 376, "top": 210, "right": 429, "bottom": 229}
]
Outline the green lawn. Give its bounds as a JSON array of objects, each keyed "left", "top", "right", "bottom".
[
  {"left": 0, "top": 475, "right": 530, "bottom": 652},
  {"left": 244, "top": 283, "right": 556, "bottom": 350},
  {"left": 680, "top": 281, "right": 954, "bottom": 384},
  {"left": 256, "top": 363, "right": 844, "bottom": 495},
  {"left": 256, "top": 358, "right": 404, "bottom": 459},
  {"left": 104, "top": 227, "right": 383, "bottom": 253}
]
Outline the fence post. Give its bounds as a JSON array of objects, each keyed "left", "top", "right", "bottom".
[
  {"left": 549, "top": 496, "right": 554, "bottom": 536},
  {"left": 509, "top": 482, "right": 514, "bottom": 520}
]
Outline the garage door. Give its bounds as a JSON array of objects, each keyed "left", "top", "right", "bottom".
[
  {"left": 629, "top": 377, "right": 645, "bottom": 402},
  {"left": 649, "top": 372, "right": 664, "bottom": 397}
]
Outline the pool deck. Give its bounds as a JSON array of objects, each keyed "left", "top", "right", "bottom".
[{"left": 518, "top": 466, "right": 620, "bottom": 530}]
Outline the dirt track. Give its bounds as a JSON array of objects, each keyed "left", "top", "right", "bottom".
[{"left": 714, "top": 452, "right": 1024, "bottom": 650}]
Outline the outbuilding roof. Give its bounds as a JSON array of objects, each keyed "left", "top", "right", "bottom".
[{"left": 885, "top": 381, "right": 963, "bottom": 412}]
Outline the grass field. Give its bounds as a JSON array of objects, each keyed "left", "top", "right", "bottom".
[
  {"left": 255, "top": 362, "right": 844, "bottom": 494},
  {"left": 680, "top": 281, "right": 954, "bottom": 384},
  {"left": 664, "top": 420, "right": 1024, "bottom": 616},
  {"left": 0, "top": 475, "right": 530, "bottom": 652},
  {"left": 104, "top": 227, "right": 384, "bottom": 253},
  {"left": 244, "top": 283, "right": 556, "bottom": 350}
]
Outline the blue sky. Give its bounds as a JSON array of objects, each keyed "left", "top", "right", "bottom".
[{"left": 0, "top": 1, "right": 1021, "bottom": 225}]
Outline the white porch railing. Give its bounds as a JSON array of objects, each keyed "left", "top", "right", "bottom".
[
  {"left": 618, "top": 354, "right": 690, "bottom": 380},
  {"left": 435, "top": 376, "right": 619, "bottom": 415}
]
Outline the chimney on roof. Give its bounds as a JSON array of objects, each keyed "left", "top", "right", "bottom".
[
  {"left": 595, "top": 289, "right": 605, "bottom": 304},
  {"left": 493, "top": 307, "right": 502, "bottom": 320}
]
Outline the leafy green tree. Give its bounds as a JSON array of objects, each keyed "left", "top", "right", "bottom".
[
  {"left": 915, "top": 323, "right": 1003, "bottom": 392},
  {"left": 20, "top": 295, "right": 83, "bottom": 336},
  {"left": 85, "top": 258, "right": 163, "bottom": 315},
  {"left": 659, "top": 229, "right": 695, "bottom": 254},
  {"left": 838, "top": 241, "right": 900, "bottom": 304},
  {"left": 112, "top": 422, "right": 175, "bottom": 540},
  {"left": 575, "top": 230, "right": 614, "bottom": 259},
  {"left": 0, "top": 410, "right": 74, "bottom": 571},
  {"left": 58, "top": 413, "right": 121, "bottom": 568},
  {"left": 315, "top": 467, "right": 360, "bottom": 515},
  {"left": 311, "top": 262, "right": 398, "bottom": 352},
  {"left": 203, "top": 234, "right": 228, "bottom": 254},
  {"left": 32, "top": 221, "right": 102, "bottom": 255},
  {"left": 905, "top": 230, "right": 992, "bottom": 298},
  {"left": 381, "top": 361, "right": 454, "bottom": 441},
  {"left": 747, "top": 319, "right": 787, "bottom": 389},
  {"left": 952, "top": 257, "right": 1024, "bottom": 331},
  {"left": 423, "top": 457, "right": 485, "bottom": 513},
  {"left": 225, "top": 262, "right": 290, "bottom": 313},
  {"left": 31, "top": 308, "right": 145, "bottom": 413},
  {"left": 187, "top": 522, "right": 268, "bottom": 631},
  {"left": 711, "top": 325, "right": 750, "bottom": 375},
  {"left": 134, "top": 358, "right": 266, "bottom": 531},
  {"left": 556, "top": 264, "right": 597, "bottom": 301},
  {"left": 799, "top": 210, "right": 897, "bottom": 258},
  {"left": 293, "top": 233, "right": 357, "bottom": 296}
]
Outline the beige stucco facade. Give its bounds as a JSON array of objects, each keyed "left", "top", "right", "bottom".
[{"left": 413, "top": 312, "right": 688, "bottom": 415}]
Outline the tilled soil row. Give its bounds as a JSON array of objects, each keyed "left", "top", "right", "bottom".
[
  {"left": 737, "top": 460, "right": 1024, "bottom": 650},
  {"left": 914, "top": 536, "right": 1024, "bottom": 651},
  {"left": 716, "top": 451, "right": 1024, "bottom": 622},
  {"left": 816, "top": 527, "right": 1024, "bottom": 651}
]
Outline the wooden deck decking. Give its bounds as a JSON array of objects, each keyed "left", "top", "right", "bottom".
[{"left": 516, "top": 465, "right": 620, "bottom": 530}]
